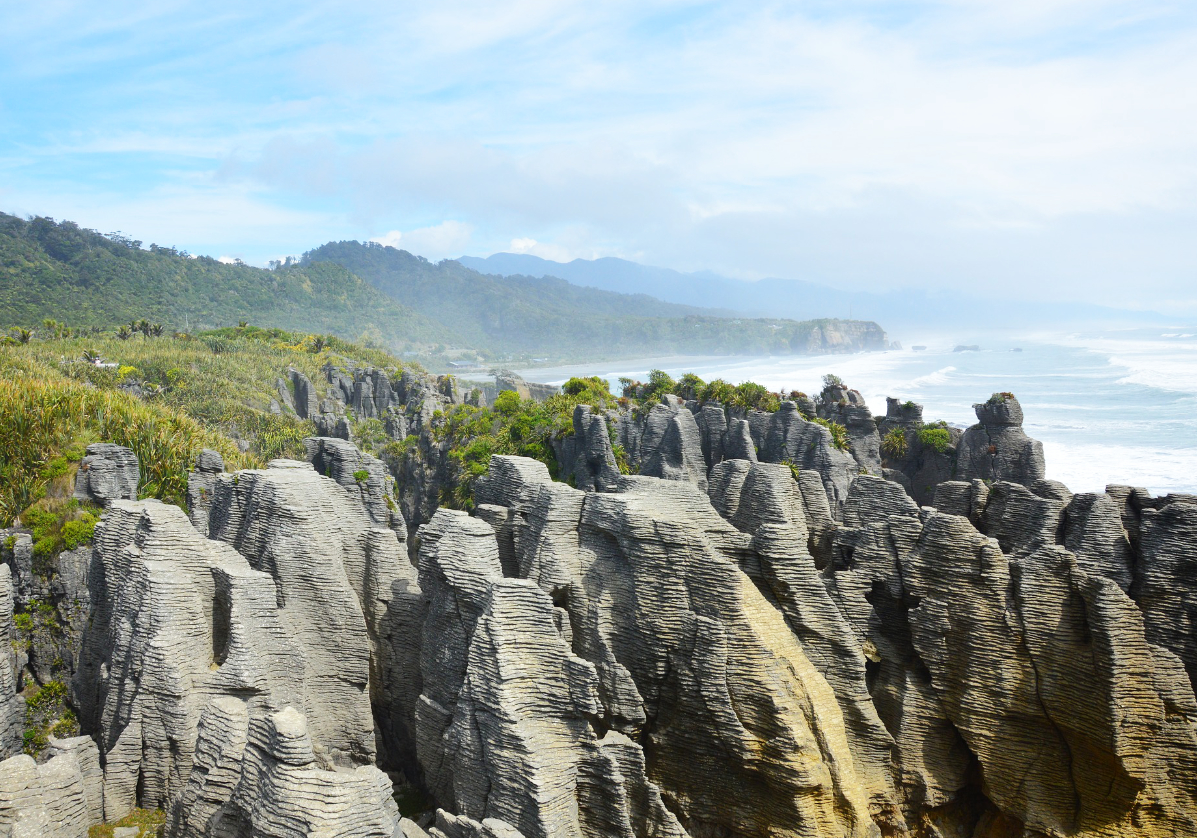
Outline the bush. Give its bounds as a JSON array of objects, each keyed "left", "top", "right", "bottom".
[
  {"left": 562, "top": 376, "right": 611, "bottom": 401},
  {"left": 24, "top": 680, "right": 76, "bottom": 757},
  {"left": 812, "top": 417, "right": 850, "bottom": 451},
  {"left": 987, "top": 391, "right": 1015, "bottom": 404},
  {"left": 352, "top": 469, "right": 370, "bottom": 482},
  {"left": 698, "top": 378, "right": 735, "bottom": 405},
  {"left": 881, "top": 428, "right": 909, "bottom": 459},
  {"left": 822, "top": 373, "right": 844, "bottom": 389},
  {"left": 918, "top": 426, "right": 952, "bottom": 454},
  {"left": 62, "top": 514, "right": 98, "bottom": 549}
]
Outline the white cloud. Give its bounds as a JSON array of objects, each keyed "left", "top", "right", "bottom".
[
  {"left": 6, "top": 1, "right": 1197, "bottom": 307},
  {"left": 370, "top": 220, "right": 474, "bottom": 261}
]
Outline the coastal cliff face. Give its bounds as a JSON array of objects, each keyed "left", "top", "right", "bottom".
[{"left": 1, "top": 381, "right": 1195, "bottom": 838}]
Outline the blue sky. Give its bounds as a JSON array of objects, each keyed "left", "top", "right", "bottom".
[{"left": 3, "top": 0, "right": 1197, "bottom": 310}]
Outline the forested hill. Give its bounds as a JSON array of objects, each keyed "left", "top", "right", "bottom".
[
  {"left": 303, "top": 240, "right": 889, "bottom": 359},
  {"left": 0, "top": 214, "right": 889, "bottom": 361},
  {"left": 0, "top": 213, "right": 450, "bottom": 345}
]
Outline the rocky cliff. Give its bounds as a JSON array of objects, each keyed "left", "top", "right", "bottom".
[{"left": 1, "top": 382, "right": 1195, "bottom": 838}]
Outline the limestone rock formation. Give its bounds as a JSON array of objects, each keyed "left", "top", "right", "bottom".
[
  {"left": 74, "top": 462, "right": 422, "bottom": 824},
  {"left": 0, "top": 735, "right": 103, "bottom": 838},
  {"left": 817, "top": 383, "right": 882, "bottom": 476},
  {"left": 168, "top": 701, "right": 401, "bottom": 838},
  {"left": 463, "top": 455, "right": 878, "bottom": 838},
  {"left": 568, "top": 405, "right": 620, "bottom": 492},
  {"left": 305, "top": 435, "right": 407, "bottom": 537},
  {"left": 185, "top": 447, "right": 224, "bottom": 534},
  {"left": 0, "top": 566, "right": 23, "bottom": 760},
  {"left": 72, "top": 443, "right": 139, "bottom": 505},
  {"left": 760, "top": 401, "right": 858, "bottom": 514},
  {"left": 637, "top": 399, "right": 707, "bottom": 492},
  {"left": 955, "top": 395, "right": 1045, "bottom": 485}
]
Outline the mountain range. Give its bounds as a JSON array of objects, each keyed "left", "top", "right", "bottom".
[{"left": 458, "top": 252, "right": 1168, "bottom": 333}]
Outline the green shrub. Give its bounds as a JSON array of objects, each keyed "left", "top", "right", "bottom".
[
  {"left": 352, "top": 470, "right": 370, "bottom": 482},
  {"left": 562, "top": 376, "right": 611, "bottom": 400},
  {"left": 61, "top": 514, "right": 98, "bottom": 549},
  {"left": 822, "top": 373, "right": 844, "bottom": 388},
  {"left": 698, "top": 378, "right": 735, "bottom": 405},
  {"left": 918, "top": 426, "right": 952, "bottom": 454},
  {"left": 881, "top": 428, "right": 909, "bottom": 459},
  {"left": 987, "top": 391, "right": 1015, "bottom": 404},
  {"left": 24, "top": 680, "right": 76, "bottom": 757},
  {"left": 812, "top": 417, "right": 850, "bottom": 451}
]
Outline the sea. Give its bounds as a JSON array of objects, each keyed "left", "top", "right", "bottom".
[{"left": 503, "top": 328, "right": 1197, "bottom": 496}]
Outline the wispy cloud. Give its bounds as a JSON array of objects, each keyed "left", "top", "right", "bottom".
[{"left": 2, "top": 0, "right": 1196, "bottom": 309}]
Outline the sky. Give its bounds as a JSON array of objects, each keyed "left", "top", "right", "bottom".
[{"left": 2, "top": 0, "right": 1197, "bottom": 312}]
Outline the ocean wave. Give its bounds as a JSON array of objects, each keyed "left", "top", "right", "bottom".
[
  {"left": 909, "top": 366, "right": 956, "bottom": 386},
  {"left": 1044, "top": 440, "right": 1197, "bottom": 495}
]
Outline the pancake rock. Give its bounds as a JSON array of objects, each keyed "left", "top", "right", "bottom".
[
  {"left": 72, "top": 443, "right": 139, "bottom": 506},
  {"left": 168, "top": 701, "right": 400, "bottom": 838},
  {"left": 955, "top": 394, "right": 1045, "bottom": 485},
  {"left": 467, "top": 455, "right": 878, "bottom": 838}
]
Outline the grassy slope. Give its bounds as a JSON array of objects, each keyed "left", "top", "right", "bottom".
[
  {"left": 0, "top": 326, "right": 411, "bottom": 524},
  {"left": 0, "top": 214, "right": 450, "bottom": 346},
  {"left": 304, "top": 240, "right": 881, "bottom": 359}
]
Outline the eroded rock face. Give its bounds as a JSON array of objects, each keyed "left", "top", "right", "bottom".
[
  {"left": 0, "top": 566, "right": 24, "bottom": 759},
  {"left": 73, "top": 443, "right": 139, "bottom": 505},
  {"left": 305, "top": 435, "right": 408, "bottom": 537},
  {"left": 168, "top": 701, "right": 401, "bottom": 838},
  {"left": 460, "top": 455, "right": 878, "bottom": 838},
  {"left": 74, "top": 462, "right": 423, "bottom": 825},
  {"left": 956, "top": 396, "right": 1045, "bottom": 486},
  {"left": 186, "top": 447, "right": 224, "bottom": 534},
  {"left": 0, "top": 746, "right": 101, "bottom": 838}
]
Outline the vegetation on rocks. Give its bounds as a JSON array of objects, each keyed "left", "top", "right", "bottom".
[
  {"left": 88, "top": 808, "right": 166, "bottom": 838},
  {"left": 918, "top": 425, "right": 953, "bottom": 454},
  {"left": 23, "top": 679, "right": 77, "bottom": 756},
  {"left": 881, "top": 427, "right": 909, "bottom": 458}
]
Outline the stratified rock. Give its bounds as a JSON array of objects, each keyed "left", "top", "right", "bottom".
[
  {"left": 185, "top": 448, "right": 224, "bottom": 534},
  {"left": 570, "top": 405, "right": 620, "bottom": 492},
  {"left": 817, "top": 383, "right": 882, "bottom": 475},
  {"left": 1060, "top": 491, "right": 1134, "bottom": 591},
  {"left": 900, "top": 511, "right": 1197, "bottom": 835},
  {"left": 760, "top": 401, "right": 857, "bottom": 516},
  {"left": 289, "top": 368, "right": 320, "bottom": 419},
  {"left": 956, "top": 395, "right": 1045, "bottom": 486},
  {"left": 1134, "top": 499, "right": 1197, "bottom": 693},
  {"left": 694, "top": 403, "right": 728, "bottom": 471},
  {"left": 305, "top": 436, "right": 407, "bottom": 537},
  {"left": 722, "top": 417, "right": 757, "bottom": 462},
  {"left": 432, "top": 576, "right": 687, "bottom": 838},
  {"left": 637, "top": 400, "right": 707, "bottom": 491},
  {"left": 415, "top": 511, "right": 504, "bottom": 808},
  {"left": 74, "top": 500, "right": 307, "bottom": 820},
  {"left": 0, "top": 747, "right": 101, "bottom": 838},
  {"left": 73, "top": 443, "right": 139, "bottom": 505},
  {"left": 0, "top": 566, "right": 23, "bottom": 759},
  {"left": 77, "top": 462, "right": 422, "bottom": 821},
  {"left": 169, "top": 703, "right": 401, "bottom": 838},
  {"left": 474, "top": 456, "right": 878, "bottom": 838},
  {"left": 46, "top": 736, "right": 103, "bottom": 825},
  {"left": 430, "top": 809, "right": 528, "bottom": 838},
  {"left": 709, "top": 465, "right": 903, "bottom": 828},
  {"left": 208, "top": 465, "right": 421, "bottom": 769}
]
